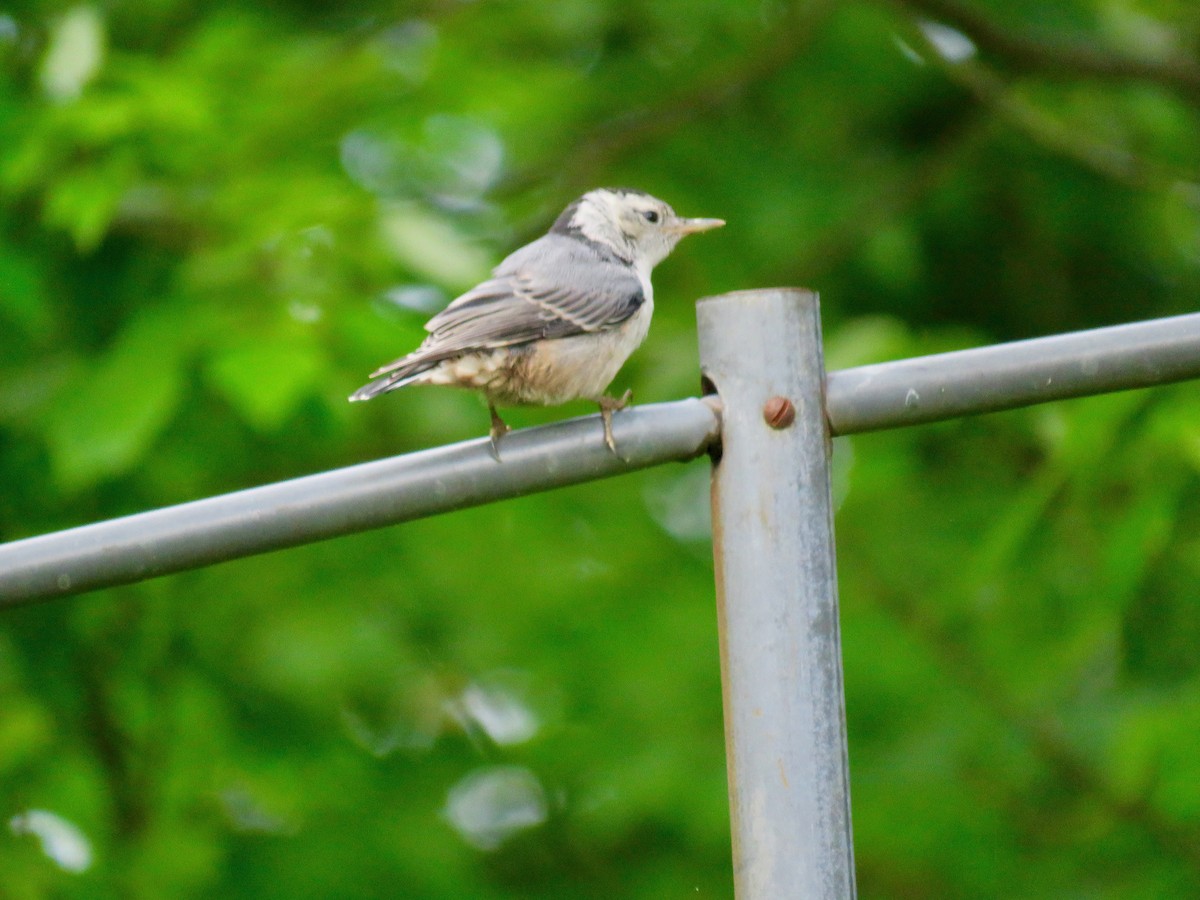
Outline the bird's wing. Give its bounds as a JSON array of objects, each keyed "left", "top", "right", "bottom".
[
  {"left": 426, "top": 234, "right": 645, "bottom": 346},
  {"left": 365, "top": 234, "right": 644, "bottom": 380}
]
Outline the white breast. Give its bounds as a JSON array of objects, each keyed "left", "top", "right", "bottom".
[{"left": 518, "top": 291, "right": 655, "bottom": 405}]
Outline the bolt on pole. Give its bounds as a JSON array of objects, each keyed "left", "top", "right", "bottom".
[{"left": 698, "top": 289, "right": 856, "bottom": 898}]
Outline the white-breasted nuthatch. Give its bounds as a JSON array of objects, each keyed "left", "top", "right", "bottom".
[{"left": 350, "top": 187, "right": 724, "bottom": 457}]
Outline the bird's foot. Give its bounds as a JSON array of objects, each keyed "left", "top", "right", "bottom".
[
  {"left": 488, "top": 404, "right": 511, "bottom": 462},
  {"left": 597, "top": 389, "right": 634, "bottom": 458}
]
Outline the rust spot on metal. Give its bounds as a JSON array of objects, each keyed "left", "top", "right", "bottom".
[
  {"left": 708, "top": 462, "right": 742, "bottom": 873},
  {"left": 763, "top": 396, "right": 795, "bottom": 429}
]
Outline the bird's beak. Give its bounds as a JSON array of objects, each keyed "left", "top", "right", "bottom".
[{"left": 670, "top": 217, "right": 725, "bottom": 235}]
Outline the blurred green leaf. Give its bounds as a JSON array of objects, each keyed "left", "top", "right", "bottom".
[
  {"left": 0, "top": 244, "right": 50, "bottom": 336},
  {"left": 41, "top": 154, "right": 134, "bottom": 251},
  {"left": 380, "top": 202, "right": 494, "bottom": 288},
  {"left": 205, "top": 335, "right": 327, "bottom": 432},
  {"left": 40, "top": 306, "right": 188, "bottom": 490}
]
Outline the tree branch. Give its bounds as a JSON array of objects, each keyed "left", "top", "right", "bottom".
[
  {"left": 496, "top": 1, "right": 839, "bottom": 229},
  {"left": 892, "top": 13, "right": 1196, "bottom": 194},
  {"left": 893, "top": 0, "right": 1200, "bottom": 102}
]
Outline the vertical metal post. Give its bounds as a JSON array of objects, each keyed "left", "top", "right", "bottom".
[{"left": 698, "top": 289, "right": 856, "bottom": 898}]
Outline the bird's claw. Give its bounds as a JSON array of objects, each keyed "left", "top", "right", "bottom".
[
  {"left": 600, "top": 410, "right": 619, "bottom": 456},
  {"left": 597, "top": 390, "right": 634, "bottom": 460},
  {"left": 488, "top": 404, "right": 510, "bottom": 463}
]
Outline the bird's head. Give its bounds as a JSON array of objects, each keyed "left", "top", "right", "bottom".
[{"left": 553, "top": 188, "right": 724, "bottom": 274}]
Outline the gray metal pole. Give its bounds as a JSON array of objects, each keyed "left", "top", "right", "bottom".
[
  {"left": 0, "top": 399, "right": 720, "bottom": 606},
  {"left": 827, "top": 311, "right": 1200, "bottom": 435},
  {"left": 698, "top": 289, "right": 856, "bottom": 898}
]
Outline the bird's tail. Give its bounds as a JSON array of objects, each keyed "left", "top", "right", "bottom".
[{"left": 348, "top": 356, "right": 438, "bottom": 402}]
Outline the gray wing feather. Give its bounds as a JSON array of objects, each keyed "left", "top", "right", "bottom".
[
  {"left": 426, "top": 233, "right": 643, "bottom": 346},
  {"left": 362, "top": 233, "right": 643, "bottom": 384}
]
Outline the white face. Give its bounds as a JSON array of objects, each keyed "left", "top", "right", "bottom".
[
  {"left": 610, "top": 192, "right": 677, "bottom": 240},
  {"left": 564, "top": 188, "right": 724, "bottom": 272}
]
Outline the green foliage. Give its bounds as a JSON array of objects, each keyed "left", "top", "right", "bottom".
[{"left": 3, "top": 0, "right": 1200, "bottom": 896}]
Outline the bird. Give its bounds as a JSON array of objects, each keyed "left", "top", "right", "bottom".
[{"left": 349, "top": 187, "right": 724, "bottom": 459}]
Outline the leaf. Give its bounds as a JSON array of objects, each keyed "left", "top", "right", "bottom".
[
  {"left": 379, "top": 202, "right": 493, "bottom": 289},
  {"left": 41, "top": 306, "right": 187, "bottom": 490},
  {"left": 39, "top": 6, "right": 106, "bottom": 102},
  {"left": 41, "top": 154, "right": 135, "bottom": 251},
  {"left": 204, "top": 335, "right": 327, "bottom": 432},
  {"left": 0, "top": 245, "right": 50, "bottom": 337}
]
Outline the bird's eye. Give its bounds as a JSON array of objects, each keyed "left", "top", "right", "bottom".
[{"left": 642, "top": 210, "right": 660, "bottom": 223}]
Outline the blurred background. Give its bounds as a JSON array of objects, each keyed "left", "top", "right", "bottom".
[{"left": 3, "top": 0, "right": 1200, "bottom": 896}]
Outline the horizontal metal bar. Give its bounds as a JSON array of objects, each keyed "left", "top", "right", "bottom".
[
  {"left": 826, "top": 312, "right": 1200, "bottom": 435},
  {"left": 5, "top": 309, "right": 1200, "bottom": 608},
  {"left": 0, "top": 399, "right": 721, "bottom": 607}
]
